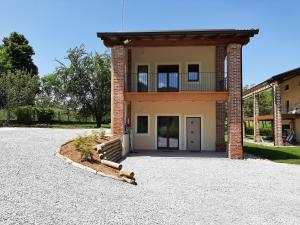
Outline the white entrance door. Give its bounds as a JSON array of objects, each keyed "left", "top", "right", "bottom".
[{"left": 186, "top": 117, "right": 201, "bottom": 151}]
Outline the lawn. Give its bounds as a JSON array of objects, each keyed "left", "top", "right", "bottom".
[{"left": 244, "top": 142, "right": 300, "bottom": 165}]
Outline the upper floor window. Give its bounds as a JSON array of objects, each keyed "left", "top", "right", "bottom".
[
  {"left": 137, "top": 65, "right": 148, "bottom": 92},
  {"left": 284, "top": 84, "right": 289, "bottom": 90},
  {"left": 286, "top": 100, "right": 290, "bottom": 113},
  {"left": 188, "top": 64, "right": 199, "bottom": 82}
]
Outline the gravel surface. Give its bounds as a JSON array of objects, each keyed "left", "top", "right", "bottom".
[{"left": 0, "top": 128, "right": 300, "bottom": 225}]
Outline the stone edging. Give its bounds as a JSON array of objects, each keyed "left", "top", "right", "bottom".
[{"left": 55, "top": 140, "right": 130, "bottom": 184}]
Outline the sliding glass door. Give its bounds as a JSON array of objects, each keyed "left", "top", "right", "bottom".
[
  {"left": 157, "top": 65, "right": 179, "bottom": 92},
  {"left": 157, "top": 116, "right": 179, "bottom": 150}
]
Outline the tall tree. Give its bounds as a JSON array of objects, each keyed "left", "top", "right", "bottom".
[
  {"left": 0, "top": 70, "right": 39, "bottom": 121},
  {"left": 0, "top": 32, "right": 38, "bottom": 75},
  {"left": 54, "top": 46, "right": 111, "bottom": 127}
]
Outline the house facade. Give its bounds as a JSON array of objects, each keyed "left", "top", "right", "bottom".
[
  {"left": 243, "top": 67, "right": 300, "bottom": 144},
  {"left": 97, "top": 29, "right": 259, "bottom": 159}
]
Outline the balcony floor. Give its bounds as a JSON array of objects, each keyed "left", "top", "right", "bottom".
[{"left": 124, "top": 91, "right": 229, "bottom": 102}]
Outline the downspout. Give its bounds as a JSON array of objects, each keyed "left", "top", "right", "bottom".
[{"left": 241, "top": 45, "right": 244, "bottom": 149}]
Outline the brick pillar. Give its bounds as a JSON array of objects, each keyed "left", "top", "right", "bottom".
[
  {"left": 111, "top": 45, "right": 125, "bottom": 135},
  {"left": 253, "top": 93, "right": 261, "bottom": 142},
  {"left": 273, "top": 82, "right": 283, "bottom": 146},
  {"left": 127, "top": 48, "right": 132, "bottom": 92},
  {"left": 227, "top": 43, "right": 243, "bottom": 159},
  {"left": 215, "top": 46, "right": 226, "bottom": 151}
]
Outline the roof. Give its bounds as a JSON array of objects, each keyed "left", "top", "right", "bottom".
[
  {"left": 97, "top": 29, "right": 259, "bottom": 47},
  {"left": 243, "top": 67, "right": 300, "bottom": 97}
]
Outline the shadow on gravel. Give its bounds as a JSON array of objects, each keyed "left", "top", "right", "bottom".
[{"left": 128, "top": 150, "right": 227, "bottom": 159}]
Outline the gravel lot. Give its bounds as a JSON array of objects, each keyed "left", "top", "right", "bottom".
[{"left": 0, "top": 128, "right": 300, "bottom": 225}]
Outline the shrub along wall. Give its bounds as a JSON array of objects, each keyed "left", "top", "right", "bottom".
[{"left": 16, "top": 106, "right": 54, "bottom": 124}]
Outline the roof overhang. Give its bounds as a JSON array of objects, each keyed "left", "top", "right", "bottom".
[
  {"left": 97, "top": 29, "right": 259, "bottom": 47},
  {"left": 243, "top": 67, "right": 300, "bottom": 98}
]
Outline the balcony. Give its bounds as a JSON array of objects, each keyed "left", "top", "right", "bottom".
[
  {"left": 125, "top": 72, "right": 227, "bottom": 92},
  {"left": 282, "top": 104, "right": 300, "bottom": 115},
  {"left": 124, "top": 72, "right": 229, "bottom": 102}
]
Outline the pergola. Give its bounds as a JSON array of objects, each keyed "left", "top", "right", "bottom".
[{"left": 243, "top": 67, "right": 300, "bottom": 146}]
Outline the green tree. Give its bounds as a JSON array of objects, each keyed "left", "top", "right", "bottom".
[
  {"left": 54, "top": 46, "right": 111, "bottom": 127},
  {"left": 0, "top": 32, "right": 38, "bottom": 75},
  {"left": 0, "top": 70, "right": 39, "bottom": 121}
]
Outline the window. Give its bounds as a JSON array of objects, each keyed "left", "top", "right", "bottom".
[
  {"left": 188, "top": 64, "right": 199, "bottom": 81},
  {"left": 137, "top": 65, "right": 148, "bottom": 92},
  {"left": 284, "top": 84, "right": 289, "bottom": 90},
  {"left": 137, "top": 116, "right": 148, "bottom": 134},
  {"left": 286, "top": 100, "right": 289, "bottom": 113}
]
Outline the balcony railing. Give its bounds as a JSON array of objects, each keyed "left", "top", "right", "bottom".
[
  {"left": 282, "top": 104, "right": 300, "bottom": 114},
  {"left": 125, "top": 72, "right": 227, "bottom": 92}
]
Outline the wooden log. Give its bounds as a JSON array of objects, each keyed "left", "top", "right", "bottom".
[
  {"left": 102, "top": 149, "right": 121, "bottom": 159},
  {"left": 100, "top": 159, "right": 122, "bottom": 170},
  {"left": 122, "top": 176, "right": 136, "bottom": 185},
  {"left": 109, "top": 154, "right": 122, "bottom": 163},
  {"left": 101, "top": 143, "right": 120, "bottom": 151},
  {"left": 107, "top": 151, "right": 121, "bottom": 160},
  {"left": 119, "top": 170, "right": 134, "bottom": 178},
  {"left": 101, "top": 139, "right": 121, "bottom": 149},
  {"left": 102, "top": 146, "right": 121, "bottom": 155},
  {"left": 99, "top": 154, "right": 107, "bottom": 160}
]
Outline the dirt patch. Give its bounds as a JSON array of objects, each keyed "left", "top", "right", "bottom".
[{"left": 60, "top": 136, "right": 123, "bottom": 178}]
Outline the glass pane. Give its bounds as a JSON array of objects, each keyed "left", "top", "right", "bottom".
[
  {"left": 169, "top": 73, "right": 178, "bottom": 91},
  {"left": 188, "top": 64, "right": 199, "bottom": 73},
  {"left": 169, "top": 117, "right": 179, "bottom": 148},
  {"left": 137, "top": 116, "right": 148, "bottom": 133},
  {"left": 138, "top": 65, "right": 148, "bottom": 92},
  {"left": 188, "top": 72, "right": 199, "bottom": 81},
  {"left": 157, "top": 117, "right": 168, "bottom": 148},
  {"left": 138, "top": 73, "right": 148, "bottom": 92},
  {"left": 158, "top": 73, "right": 168, "bottom": 91}
]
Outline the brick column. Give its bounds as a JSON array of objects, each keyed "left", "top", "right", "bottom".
[
  {"left": 227, "top": 43, "right": 243, "bottom": 159},
  {"left": 111, "top": 45, "right": 126, "bottom": 135},
  {"left": 253, "top": 93, "right": 261, "bottom": 142},
  {"left": 215, "top": 46, "right": 226, "bottom": 151},
  {"left": 127, "top": 48, "right": 132, "bottom": 92},
  {"left": 273, "top": 82, "right": 283, "bottom": 146}
]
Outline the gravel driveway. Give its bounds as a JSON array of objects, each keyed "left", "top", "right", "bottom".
[{"left": 0, "top": 128, "right": 300, "bottom": 225}]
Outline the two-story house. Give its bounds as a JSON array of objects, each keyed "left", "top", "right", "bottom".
[
  {"left": 97, "top": 29, "right": 259, "bottom": 159},
  {"left": 243, "top": 67, "right": 300, "bottom": 145}
]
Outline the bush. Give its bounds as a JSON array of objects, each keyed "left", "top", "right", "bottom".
[
  {"left": 15, "top": 106, "right": 34, "bottom": 124},
  {"left": 245, "top": 125, "right": 272, "bottom": 136},
  {"left": 36, "top": 108, "right": 54, "bottom": 124},
  {"left": 74, "top": 135, "right": 93, "bottom": 162}
]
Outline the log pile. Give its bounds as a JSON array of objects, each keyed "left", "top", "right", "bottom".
[
  {"left": 96, "top": 138, "right": 122, "bottom": 162},
  {"left": 95, "top": 138, "right": 136, "bottom": 185}
]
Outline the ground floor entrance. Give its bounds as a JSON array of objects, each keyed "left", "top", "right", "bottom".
[
  {"left": 186, "top": 117, "right": 202, "bottom": 151},
  {"left": 157, "top": 116, "right": 179, "bottom": 150}
]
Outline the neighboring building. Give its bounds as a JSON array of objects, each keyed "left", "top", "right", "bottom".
[
  {"left": 97, "top": 29, "right": 259, "bottom": 159},
  {"left": 243, "top": 67, "right": 300, "bottom": 145}
]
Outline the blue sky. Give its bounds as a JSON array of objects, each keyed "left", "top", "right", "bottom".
[{"left": 1, "top": 0, "right": 299, "bottom": 86}]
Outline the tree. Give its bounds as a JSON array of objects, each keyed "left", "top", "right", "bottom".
[
  {"left": 0, "top": 70, "right": 39, "bottom": 121},
  {"left": 0, "top": 32, "right": 38, "bottom": 75},
  {"left": 54, "top": 46, "right": 111, "bottom": 127}
]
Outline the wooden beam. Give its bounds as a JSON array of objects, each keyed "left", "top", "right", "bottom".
[
  {"left": 103, "top": 36, "right": 250, "bottom": 47},
  {"left": 124, "top": 37, "right": 250, "bottom": 47},
  {"left": 124, "top": 92, "right": 229, "bottom": 102},
  {"left": 244, "top": 114, "right": 300, "bottom": 121}
]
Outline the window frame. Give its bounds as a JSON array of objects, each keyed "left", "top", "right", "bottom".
[
  {"left": 137, "top": 64, "right": 149, "bottom": 92},
  {"left": 186, "top": 62, "right": 201, "bottom": 83},
  {"left": 135, "top": 114, "right": 150, "bottom": 135}
]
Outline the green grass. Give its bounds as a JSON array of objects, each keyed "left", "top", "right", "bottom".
[
  {"left": 244, "top": 142, "right": 300, "bottom": 165},
  {"left": 1, "top": 122, "right": 110, "bottom": 129}
]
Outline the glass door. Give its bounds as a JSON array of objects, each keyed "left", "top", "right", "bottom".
[
  {"left": 157, "top": 116, "right": 179, "bottom": 150},
  {"left": 157, "top": 65, "right": 179, "bottom": 92}
]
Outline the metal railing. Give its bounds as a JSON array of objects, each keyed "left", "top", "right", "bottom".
[
  {"left": 125, "top": 72, "right": 227, "bottom": 92},
  {"left": 281, "top": 104, "right": 300, "bottom": 114}
]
